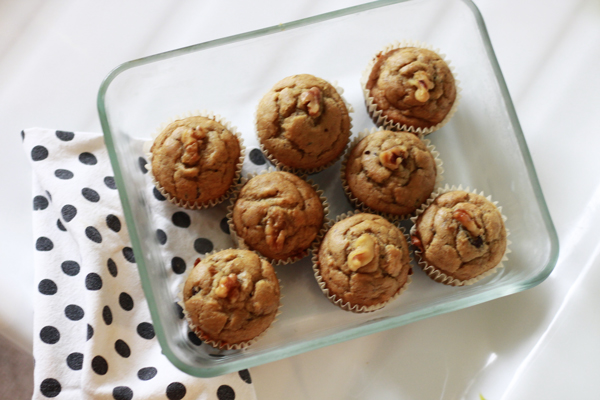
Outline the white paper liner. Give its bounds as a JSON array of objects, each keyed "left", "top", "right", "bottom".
[
  {"left": 177, "top": 249, "right": 283, "bottom": 350},
  {"left": 226, "top": 167, "right": 330, "bottom": 266},
  {"left": 255, "top": 77, "right": 354, "bottom": 175},
  {"left": 143, "top": 110, "right": 245, "bottom": 209},
  {"left": 311, "top": 210, "right": 413, "bottom": 313},
  {"left": 409, "top": 184, "right": 512, "bottom": 286},
  {"left": 360, "top": 39, "right": 462, "bottom": 136},
  {"left": 340, "top": 127, "right": 444, "bottom": 222}
]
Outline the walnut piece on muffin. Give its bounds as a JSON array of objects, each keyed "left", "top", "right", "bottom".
[
  {"left": 182, "top": 249, "right": 280, "bottom": 347},
  {"left": 256, "top": 74, "right": 351, "bottom": 171}
]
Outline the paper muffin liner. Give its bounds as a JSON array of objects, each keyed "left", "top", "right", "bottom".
[
  {"left": 409, "top": 184, "right": 512, "bottom": 286},
  {"left": 311, "top": 210, "right": 413, "bottom": 313},
  {"left": 255, "top": 78, "right": 354, "bottom": 175},
  {"left": 360, "top": 39, "right": 462, "bottom": 136},
  {"left": 226, "top": 167, "right": 330, "bottom": 266},
  {"left": 341, "top": 127, "right": 444, "bottom": 222},
  {"left": 143, "top": 110, "right": 245, "bottom": 209},
  {"left": 177, "top": 249, "right": 283, "bottom": 350}
]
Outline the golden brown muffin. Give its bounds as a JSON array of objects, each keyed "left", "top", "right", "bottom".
[
  {"left": 344, "top": 130, "right": 437, "bottom": 217},
  {"left": 411, "top": 190, "right": 507, "bottom": 284},
  {"left": 365, "top": 47, "right": 456, "bottom": 131},
  {"left": 232, "top": 171, "right": 324, "bottom": 262},
  {"left": 317, "top": 213, "right": 411, "bottom": 310},
  {"left": 182, "top": 249, "right": 280, "bottom": 347},
  {"left": 256, "top": 74, "right": 351, "bottom": 172},
  {"left": 150, "top": 115, "right": 241, "bottom": 207}
]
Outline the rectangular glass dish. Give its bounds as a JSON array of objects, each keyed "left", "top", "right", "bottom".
[{"left": 98, "top": 0, "right": 558, "bottom": 377}]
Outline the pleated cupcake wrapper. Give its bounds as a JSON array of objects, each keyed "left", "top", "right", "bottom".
[
  {"left": 340, "top": 127, "right": 444, "bottom": 222},
  {"left": 143, "top": 110, "right": 245, "bottom": 210},
  {"left": 310, "top": 210, "right": 413, "bottom": 313},
  {"left": 177, "top": 249, "right": 283, "bottom": 351},
  {"left": 226, "top": 167, "right": 330, "bottom": 266},
  {"left": 360, "top": 39, "right": 462, "bottom": 136},
  {"left": 255, "top": 79, "right": 354, "bottom": 175},
  {"left": 409, "top": 184, "right": 512, "bottom": 287}
]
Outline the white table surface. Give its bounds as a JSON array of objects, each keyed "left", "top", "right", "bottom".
[{"left": 1, "top": 0, "right": 599, "bottom": 399}]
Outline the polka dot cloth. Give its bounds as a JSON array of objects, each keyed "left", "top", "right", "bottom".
[{"left": 25, "top": 128, "right": 257, "bottom": 400}]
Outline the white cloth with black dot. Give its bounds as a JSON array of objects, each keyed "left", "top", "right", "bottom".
[{"left": 25, "top": 128, "right": 266, "bottom": 400}]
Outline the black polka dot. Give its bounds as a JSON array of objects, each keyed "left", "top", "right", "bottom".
[
  {"left": 87, "top": 324, "right": 94, "bottom": 341},
  {"left": 220, "top": 217, "right": 230, "bottom": 234},
  {"left": 107, "top": 258, "right": 118, "bottom": 277},
  {"left": 82, "top": 188, "right": 100, "bottom": 202},
  {"left": 86, "top": 273, "right": 103, "bottom": 290},
  {"left": 194, "top": 238, "right": 214, "bottom": 254},
  {"left": 115, "top": 339, "right": 131, "bottom": 358},
  {"left": 40, "top": 326, "right": 60, "bottom": 344},
  {"left": 119, "top": 292, "right": 134, "bottom": 311},
  {"left": 166, "top": 382, "right": 187, "bottom": 400},
  {"left": 103, "top": 306, "right": 113, "bottom": 325},
  {"left": 31, "top": 145, "right": 49, "bottom": 161},
  {"left": 65, "top": 304, "right": 84, "bottom": 321},
  {"left": 138, "top": 157, "right": 148, "bottom": 174},
  {"left": 188, "top": 331, "right": 202, "bottom": 346},
  {"left": 66, "top": 352, "right": 83, "bottom": 370},
  {"left": 113, "top": 386, "right": 133, "bottom": 400},
  {"left": 137, "top": 322, "right": 155, "bottom": 340},
  {"left": 171, "top": 257, "right": 186, "bottom": 275},
  {"left": 56, "top": 130, "right": 74, "bottom": 141},
  {"left": 61, "top": 260, "right": 80, "bottom": 276},
  {"left": 38, "top": 279, "right": 57, "bottom": 295},
  {"left": 79, "top": 152, "right": 97, "bottom": 165},
  {"left": 175, "top": 302, "right": 184, "bottom": 319},
  {"left": 137, "top": 367, "right": 157, "bottom": 381},
  {"left": 55, "top": 169, "right": 74, "bottom": 180},
  {"left": 85, "top": 226, "right": 102, "bottom": 243},
  {"left": 33, "top": 195, "right": 49, "bottom": 210},
  {"left": 36, "top": 237, "right": 53, "bottom": 251},
  {"left": 104, "top": 176, "right": 117, "bottom": 189},
  {"left": 21, "top": 130, "right": 25, "bottom": 141},
  {"left": 40, "top": 378, "right": 61, "bottom": 397},
  {"left": 61, "top": 204, "right": 77, "bottom": 222},
  {"left": 156, "top": 229, "right": 167, "bottom": 245},
  {"left": 57, "top": 219, "right": 66, "bottom": 231},
  {"left": 122, "top": 247, "right": 135, "bottom": 263},
  {"left": 172, "top": 212, "right": 191, "bottom": 228},
  {"left": 106, "top": 214, "right": 121, "bottom": 232},
  {"left": 238, "top": 369, "right": 252, "bottom": 384},
  {"left": 217, "top": 385, "right": 236, "bottom": 400},
  {"left": 91, "top": 356, "right": 108, "bottom": 375},
  {"left": 249, "top": 148, "right": 267, "bottom": 165},
  {"left": 153, "top": 187, "right": 166, "bottom": 201}
]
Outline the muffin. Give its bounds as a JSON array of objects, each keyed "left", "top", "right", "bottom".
[
  {"left": 411, "top": 189, "right": 507, "bottom": 285},
  {"left": 182, "top": 249, "right": 280, "bottom": 348},
  {"left": 363, "top": 45, "right": 457, "bottom": 133},
  {"left": 231, "top": 171, "right": 325, "bottom": 263},
  {"left": 150, "top": 114, "right": 242, "bottom": 208},
  {"left": 343, "top": 129, "right": 438, "bottom": 218},
  {"left": 315, "top": 213, "right": 411, "bottom": 312},
  {"left": 256, "top": 74, "right": 351, "bottom": 173}
]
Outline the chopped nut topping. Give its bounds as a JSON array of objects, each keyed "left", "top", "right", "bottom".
[
  {"left": 379, "top": 146, "right": 406, "bottom": 170},
  {"left": 347, "top": 234, "right": 376, "bottom": 271},
  {"left": 299, "top": 87, "right": 322, "bottom": 117},
  {"left": 180, "top": 125, "right": 206, "bottom": 166},
  {"left": 215, "top": 273, "right": 240, "bottom": 300},
  {"left": 265, "top": 217, "right": 286, "bottom": 252},
  {"left": 408, "top": 70, "right": 434, "bottom": 103},
  {"left": 453, "top": 209, "right": 482, "bottom": 237}
]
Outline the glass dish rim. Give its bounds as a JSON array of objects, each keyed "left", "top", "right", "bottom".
[{"left": 97, "top": 0, "right": 559, "bottom": 377}]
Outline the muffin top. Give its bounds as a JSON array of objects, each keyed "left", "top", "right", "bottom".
[
  {"left": 256, "top": 74, "right": 351, "bottom": 171},
  {"left": 150, "top": 116, "right": 241, "bottom": 205},
  {"left": 232, "top": 171, "right": 324, "bottom": 261},
  {"left": 345, "top": 130, "right": 437, "bottom": 216},
  {"left": 317, "top": 213, "right": 411, "bottom": 308},
  {"left": 366, "top": 47, "right": 456, "bottom": 130},
  {"left": 412, "top": 190, "right": 507, "bottom": 282},
  {"left": 183, "top": 249, "right": 280, "bottom": 346}
]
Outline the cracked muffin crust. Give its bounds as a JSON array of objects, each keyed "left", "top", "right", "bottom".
[
  {"left": 232, "top": 171, "right": 325, "bottom": 262},
  {"left": 182, "top": 249, "right": 280, "bottom": 347},
  {"left": 150, "top": 115, "right": 241, "bottom": 207},
  {"left": 365, "top": 47, "right": 456, "bottom": 131},
  {"left": 256, "top": 74, "right": 351, "bottom": 172},
  {"left": 411, "top": 190, "right": 507, "bottom": 284},
  {"left": 316, "top": 213, "right": 411, "bottom": 310},
  {"left": 344, "top": 130, "right": 437, "bottom": 217}
]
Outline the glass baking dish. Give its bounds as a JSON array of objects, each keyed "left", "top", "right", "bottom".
[{"left": 98, "top": 0, "right": 558, "bottom": 377}]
